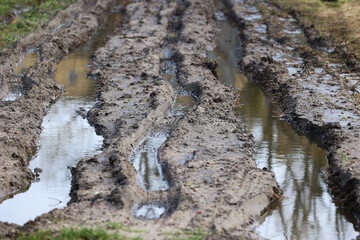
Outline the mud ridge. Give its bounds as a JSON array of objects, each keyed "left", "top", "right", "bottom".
[{"left": 223, "top": 0, "right": 360, "bottom": 223}]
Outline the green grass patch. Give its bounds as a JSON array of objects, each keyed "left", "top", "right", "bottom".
[
  {"left": 163, "top": 228, "right": 208, "bottom": 240},
  {"left": 107, "top": 222, "right": 147, "bottom": 233},
  {"left": 0, "top": 0, "right": 76, "bottom": 48},
  {"left": 18, "top": 227, "right": 142, "bottom": 240}
]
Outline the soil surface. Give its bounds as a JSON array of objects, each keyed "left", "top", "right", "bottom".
[
  {"left": 224, "top": 0, "right": 360, "bottom": 224},
  {"left": 0, "top": 0, "right": 114, "bottom": 202},
  {"left": 3, "top": 0, "right": 360, "bottom": 239},
  {"left": 0, "top": 0, "right": 281, "bottom": 239}
]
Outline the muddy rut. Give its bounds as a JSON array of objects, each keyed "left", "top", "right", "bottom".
[
  {"left": 1, "top": 0, "right": 360, "bottom": 239},
  {"left": 223, "top": 0, "right": 360, "bottom": 221}
]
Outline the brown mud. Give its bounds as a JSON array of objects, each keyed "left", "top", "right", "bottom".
[
  {"left": 3, "top": 0, "right": 359, "bottom": 238},
  {"left": 0, "top": 0, "right": 115, "bottom": 202},
  {"left": 223, "top": 0, "right": 360, "bottom": 230},
  {"left": 0, "top": 0, "right": 281, "bottom": 239}
]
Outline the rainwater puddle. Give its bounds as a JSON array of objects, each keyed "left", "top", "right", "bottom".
[
  {"left": 129, "top": 133, "right": 169, "bottom": 192},
  {"left": 0, "top": 1, "right": 126, "bottom": 225},
  {"left": 287, "top": 67, "right": 302, "bottom": 75},
  {"left": 133, "top": 204, "right": 166, "bottom": 220},
  {"left": 129, "top": 26, "right": 197, "bottom": 219},
  {"left": 2, "top": 91, "right": 23, "bottom": 102},
  {"left": 13, "top": 49, "right": 39, "bottom": 75},
  {"left": 211, "top": 2, "right": 359, "bottom": 239},
  {"left": 160, "top": 46, "right": 197, "bottom": 116}
]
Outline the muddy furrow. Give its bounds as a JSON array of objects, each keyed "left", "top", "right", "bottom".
[
  {"left": 157, "top": 0, "right": 280, "bottom": 238},
  {"left": 0, "top": 0, "right": 283, "bottom": 239},
  {"left": 11, "top": 0, "right": 179, "bottom": 237},
  {"left": 71, "top": 0, "right": 176, "bottom": 206},
  {"left": 0, "top": 0, "right": 114, "bottom": 202},
  {"left": 224, "top": 0, "right": 360, "bottom": 222}
]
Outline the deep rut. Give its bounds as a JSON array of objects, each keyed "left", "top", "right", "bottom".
[{"left": 0, "top": 0, "right": 280, "bottom": 239}]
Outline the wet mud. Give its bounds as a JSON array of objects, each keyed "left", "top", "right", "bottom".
[
  {"left": 2, "top": 0, "right": 358, "bottom": 238},
  {"left": 0, "top": 0, "right": 116, "bottom": 202},
  {"left": 0, "top": 0, "right": 280, "bottom": 239},
  {"left": 222, "top": 0, "right": 360, "bottom": 237}
]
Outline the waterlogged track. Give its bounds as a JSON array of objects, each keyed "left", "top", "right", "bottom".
[
  {"left": 2, "top": 0, "right": 358, "bottom": 239},
  {"left": 0, "top": 0, "right": 115, "bottom": 201},
  {"left": 209, "top": 6, "right": 358, "bottom": 238},
  {"left": 222, "top": 0, "right": 360, "bottom": 238},
  {"left": 0, "top": 0, "right": 281, "bottom": 239},
  {"left": 0, "top": 0, "right": 129, "bottom": 223}
]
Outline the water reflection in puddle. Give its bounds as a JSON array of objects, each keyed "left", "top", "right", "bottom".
[
  {"left": 235, "top": 75, "right": 358, "bottom": 240},
  {"left": 0, "top": 47, "right": 103, "bottom": 225},
  {"left": 13, "top": 50, "right": 39, "bottom": 75},
  {"left": 129, "top": 133, "right": 169, "bottom": 192},
  {"left": 0, "top": 98, "right": 103, "bottom": 225},
  {"left": 0, "top": 0, "right": 127, "bottom": 225},
  {"left": 133, "top": 204, "right": 166, "bottom": 220},
  {"left": 2, "top": 91, "right": 23, "bottom": 102},
  {"left": 211, "top": 1, "right": 359, "bottom": 238}
]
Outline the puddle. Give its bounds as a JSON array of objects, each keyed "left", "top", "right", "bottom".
[
  {"left": 170, "top": 94, "right": 196, "bottom": 116},
  {"left": 212, "top": 2, "right": 359, "bottom": 239},
  {"left": 287, "top": 67, "right": 302, "bottom": 75},
  {"left": 129, "top": 133, "right": 169, "bottom": 192},
  {"left": 2, "top": 91, "right": 23, "bottom": 102},
  {"left": 243, "top": 14, "right": 262, "bottom": 21},
  {"left": 133, "top": 203, "right": 166, "bottom": 220},
  {"left": 207, "top": 16, "right": 242, "bottom": 87},
  {"left": 13, "top": 50, "right": 39, "bottom": 75},
  {"left": 129, "top": 43, "right": 197, "bottom": 193},
  {"left": 235, "top": 79, "right": 358, "bottom": 239},
  {"left": 0, "top": 1, "right": 126, "bottom": 225},
  {"left": 284, "top": 29, "right": 302, "bottom": 35},
  {"left": 0, "top": 98, "right": 103, "bottom": 225},
  {"left": 160, "top": 47, "right": 197, "bottom": 115},
  {"left": 129, "top": 14, "right": 198, "bottom": 218}
]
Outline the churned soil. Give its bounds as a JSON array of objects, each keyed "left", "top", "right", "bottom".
[
  {"left": 0, "top": 0, "right": 281, "bottom": 239},
  {"left": 0, "top": 0, "right": 114, "bottom": 202},
  {"left": 224, "top": 0, "right": 360, "bottom": 221}
]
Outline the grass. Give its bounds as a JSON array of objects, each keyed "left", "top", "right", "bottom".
[
  {"left": 17, "top": 225, "right": 208, "bottom": 240},
  {"left": 0, "top": 0, "right": 35, "bottom": 18},
  {"left": 17, "top": 227, "right": 142, "bottom": 240},
  {"left": 269, "top": 0, "right": 360, "bottom": 56},
  {"left": 107, "top": 223, "right": 147, "bottom": 233},
  {"left": 0, "top": 0, "right": 76, "bottom": 48},
  {"left": 163, "top": 228, "right": 208, "bottom": 240}
]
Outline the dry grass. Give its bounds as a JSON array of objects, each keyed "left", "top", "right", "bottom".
[{"left": 271, "top": 0, "right": 360, "bottom": 55}]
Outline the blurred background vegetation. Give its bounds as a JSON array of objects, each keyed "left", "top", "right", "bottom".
[{"left": 0, "top": 0, "right": 75, "bottom": 48}]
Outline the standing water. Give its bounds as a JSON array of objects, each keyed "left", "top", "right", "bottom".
[
  {"left": 210, "top": 2, "right": 359, "bottom": 239},
  {"left": 0, "top": 1, "right": 126, "bottom": 225}
]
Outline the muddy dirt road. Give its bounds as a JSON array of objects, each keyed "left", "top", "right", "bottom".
[{"left": 0, "top": 0, "right": 360, "bottom": 239}]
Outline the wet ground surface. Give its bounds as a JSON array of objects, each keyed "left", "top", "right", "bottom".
[
  {"left": 210, "top": 1, "right": 360, "bottom": 238},
  {"left": 0, "top": 0, "right": 117, "bottom": 228},
  {"left": 12, "top": 50, "right": 39, "bottom": 76},
  {"left": 1, "top": 0, "right": 360, "bottom": 239},
  {"left": 0, "top": 97, "right": 102, "bottom": 225},
  {"left": 222, "top": 0, "right": 360, "bottom": 238}
]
